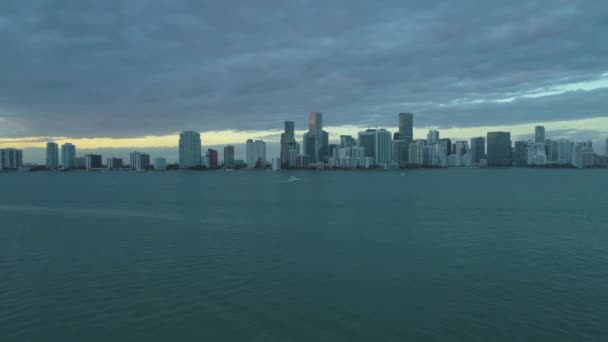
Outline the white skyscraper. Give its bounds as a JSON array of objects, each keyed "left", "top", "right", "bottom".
[
  {"left": 130, "top": 151, "right": 150, "bottom": 170},
  {"left": 45, "top": 142, "right": 59, "bottom": 169},
  {"left": 0, "top": 148, "right": 23, "bottom": 170},
  {"left": 557, "top": 139, "right": 573, "bottom": 165},
  {"left": 179, "top": 131, "right": 202, "bottom": 168},
  {"left": 246, "top": 139, "right": 267, "bottom": 168},
  {"left": 61, "top": 143, "right": 76, "bottom": 170}
]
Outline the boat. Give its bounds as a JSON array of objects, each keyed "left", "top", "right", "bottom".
[{"left": 288, "top": 176, "right": 301, "bottom": 182}]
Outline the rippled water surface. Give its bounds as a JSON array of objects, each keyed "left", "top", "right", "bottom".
[{"left": 1, "top": 169, "right": 607, "bottom": 341}]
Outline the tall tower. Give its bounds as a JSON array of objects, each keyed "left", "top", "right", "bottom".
[
  {"left": 487, "top": 132, "right": 512, "bottom": 166},
  {"left": 399, "top": 113, "right": 413, "bottom": 143},
  {"left": 61, "top": 143, "right": 76, "bottom": 170},
  {"left": 179, "top": 131, "right": 202, "bottom": 168},
  {"left": 46, "top": 142, "right": 59, "bottom": 169},
  {"left": 280, "top": 121, "right": 296, "bottom": 166},
  {"left": 307, "top": 112, "right": 325, "bottom": 162},
  {"left": 535, "top": 126, "right": 545, "bottom": 143}
]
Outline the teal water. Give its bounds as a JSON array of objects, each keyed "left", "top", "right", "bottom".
[{"left": 1, "top": 169, "right": 607, "bottom": 341}]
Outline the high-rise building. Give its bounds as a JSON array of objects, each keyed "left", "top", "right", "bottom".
[
  {"left": 513, "top": 141, "right": 528, "bottom": 166},
  {"left": 487, "top": 132, "right": 512, "bottom": 166},
  {"left": 437, "top": 139, "right": 452, "bottom": 157},
  {"left": 76, "top": 157, "right": 85, "bottom": 170},
  {"left": 305, "top": 112, "right": 327, "bottom": 163},
  {"left": 84, "top": 154, "right": 102, "bottom": 170},
  {"left": 427, "top": 130, "right": 439, "bottom": 145},
  {"left": 557, "top": 139, "right": 573, "bottom": 165},
  {"left": 107, "top": 157, "right": 123, "bottom": 169},
  {"left": 0, "top": 148, "right": 23, "bottom": 170},
  {"left": 61, "top": 143, "right": 76, "bottom": 170},
  {"left": 358, "top": 129, "right": 377, "bottom": 162},
  {"left": 398, "top": 113, "right": 414, "bottom": 143},
  {"left": 223, "top": 145, "right": 235, "bottom": 169},
  {"left": 340, "top": 135, "right": 356, "bottom": 148},
  {"left": 130, "top": 152, "right": 150, "bottom": 170},
  {"left": 246, "top": 139, "right": 266, "bottom": 168},
  {"left": 535, "top": 126, "right": 545, "bottom": 143},
  {"left": 179, "top": 131, "right": 202, "bottom": 169},
  {"left": 470, "top": 137, "right": 485, "bottom": 164},
  {"left": 527, "top": 142, "right": 547, "bottom": 166},
  {"left": 207, "top": 149, "right": 218, "bottom": 169},
  {"left": 454, "top": 141, "right": 469, "bottom": 156},
  {"left": 46, "top": 142, "right": 59, "bottom": 169},
  {"left": 376, "top": 129, "right": 392, "bottom": 164},
  {"left": 280, "top": 121, "right": 296, "bottom": 166},
  {"left": 545, "top": 139, "right": 559, "bottom": 162},
  {"left": 154, "top": 158, "right": 167, "bottom": 170},
  {"left": 392, "top": 140, "right": 409, "bottom": 166},
  {"left": 408, "top": 142, "right": 424, "bottom": 166},
  {"left": 287, "top": 150, "right": 297, "bottom": 168}
]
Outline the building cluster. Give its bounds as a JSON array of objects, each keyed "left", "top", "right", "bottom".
[{"left": 1, "top": 113, "right": 608, "bottom": 172}]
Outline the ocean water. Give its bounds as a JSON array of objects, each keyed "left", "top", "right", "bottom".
[{"left": 1, "top": 169, "right": 607, "bottom": 341}]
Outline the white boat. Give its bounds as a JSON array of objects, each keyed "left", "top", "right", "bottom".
[{"left": 288, "top": 176, "right": 301, "bottom": 182}]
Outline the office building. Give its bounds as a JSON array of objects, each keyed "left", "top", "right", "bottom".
[
  {"left": 392, "top": 140, "right": 409, "bottom": 166},
  {"left": 408, "top": 142, "right": 424, "bottom": 166},
  {"left": 153, "top": 158, "right": 167, "bottom": 170},
  {"left": 427, "top": 130, "right": 439, "bottom": 145},
  {"left": 271, "top": 158, "right": 281, "bottom": 171},
  {"left": 423, "top": 145, "right": 436, "bottom": 167},
  {"left": 179, "top": 131, "right": 202, "bottom": 168},
  {"left": 61, "top": 143, "right": 77, "bottom": 170},
  {"left": 46, "top": 142, "right": 59, "bottom": 169},
  {"left": 304, "top": 112, "right": 328, "bottom": 163},
  {"left": 527, "top": 142, "right": 547, "bottom": 166},
  {"left": 470, "top": 137, "right": 485, "bottom": 164},
  {"left": 358, "top": 129, "right": 377, "bottom": 162},
  {"left": 487, "top": 132, "right": 512, "bottom": 166},
  {"left": 130, "top": 152, "right": 150, "bottom": 170},
  {"left": 339, "top": 135, "right": 356, "bottom": 148},
  {"left": 207, "top": 149, "right": 218, "bottom": 170},
  {"left": 280, "top": 121, "right": 296, "bottom": 166},
  {"left": 454, "top": 141, "right": 469, "bottom": 156},
  {"left": 223, "top": 145, "right": 235, "bottom": 169},
  {"left": 246, "top": 139, "right": 266, "bottom": 168},
  {"left": 545, "top": 140, "right": 559, "bottom": 163},
  {"left": 437, "top": 139, "right": 452, "bottom": 157},
  {"left": 513, "top": 141, "right": 528, "bottom": 167},
  {"left": 107, "top": 157, "right": 123, "bottom": 169},
  {"left": 0, "top": 148, "right": 23, "bottom": 170},
  {"left": 84, "top": 154, "right": 102, "bottom": 170},
  {"left": 287, "top": 150, "right": 297, "bottom": 168},
  {"left": 535, "top": 126, "right": 545, "bottom": 143},
  {"left": 557, "top": 139, "right": 573, "bottom": 165},
  {"left": 376, "top": 129, "right": 392, "bottom": 164},
  {"left": 398, "top": 112, "right": 414, "bottom": 143}
]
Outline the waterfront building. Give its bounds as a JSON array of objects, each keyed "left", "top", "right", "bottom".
[
  {"left": 427, "top": 130, "right": 439, "bottom": 145},
  {"left": 545, "top": 139, "right": 559, "bottom": 163},
  {"left": 0, "top": 148, "right": 23, "bottom": 170},
  {"left": 223, "top": 145, "right": 235, "bottom": 169},
  {"left": 527, "top": 142, "right": 547, "bottom": 166},
  {"left": 287, "top": 150, "right": 297, "bottom": 168},
  {"left": 454, "top": 141, "right": 469, "bottom": 156},
  {"left": 487, "top": 132, "right": 512, "bottom": 166},
  {"left": 304, "top": 112, "right": 328, "bottom": 163},
  {"left": 408, "top": 142, "right": 424, "bottom": 166},
  {"left": 76, "top": 157, "right": 85, "bottom": 170},
  {"left": 557, "top": 139, "right": 573, "bottom": 165},
  {"left": 130, "top": 151, "right": 150, "bottom": 170},
  {"left": 470, "top": 137, "right": 485, "bottom": 164},
  {"left": 153, "top": 158, "right": 167, "bottom": 170},
  {"left": 339, "top": 135, "right": 356, "bottom": 148},
  {"left": 392, "top": 140, "right": 409, "bottom": 166},
  {"left": 84, "top": 154, "right": 102, "bottom": 170},
  {"left": 246, "top": 139, "right": 266, "bottom": 168},
  {"left": 398, "top": 112, "right": 414, "bottom": 143},
  {"left": 107, "top": 158, "right": 123, "bottom": 169},
  {"left": 280, "top": 121, "right": 296, "bottom": 167},
  {"left": 296, "top": 155, "right": 310, "bottom": 169},
  {"left": 535, "top": 126, "right": 546, "bottom": 143},
  {"left": 423, "top": 145, "right": 436, "bottom": 167},
  {"left": 513, "top": 141, "right": 528, "bottom": 167},
  {"left": 179, "top": 131, "right": 202, "bottom": 168},
  {"left": 61, "top": 143, "right": 77, "bottom": 170},
  {"left": 358, "top": 129, "right": 377, "bottom": 161},
  {"left": 376, "top": 129, "right": 392, "bottom": 164},
  {"left": 46, "top": 142, "right": 59, "bottom": 169},
  {"left": 271, "top": 158, "right": 281, "bottom": 171},
  {"left": 207, "top": 149, "right": 218, "bottom": 170}
]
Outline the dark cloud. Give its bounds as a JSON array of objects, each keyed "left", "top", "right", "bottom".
[{"left": 1, "top": 0, "right": 607, "bottom": 138}]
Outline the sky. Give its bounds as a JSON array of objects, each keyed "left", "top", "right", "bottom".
[{"left": 1, "top": 0, "right": 607, "bottom": 163}]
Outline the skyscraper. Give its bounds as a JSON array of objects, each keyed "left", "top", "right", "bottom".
[
  {"left": 454, "top": 141, "right": 469, "bottom": 156},
  {"left": 340, "top": 135, "right": 356, "bottom": 148},
  {"left": 399, "top": 113, "right": 414, "bottom": 143},
  {"left": 280, "top": 121, "right": 296, "bottom": 166},
  {"left": 0, "top": 148, "right": 23, "bottom": 170},
  {"left": 513, "top": 141, "right": 528, "bottom": 166},
  {"left": 130, "top": 151, "right": 150, "bottom": 170},
  {"left": 223, "top": 145, "right": 235, "bottom": 169},
  {"left": 84, "top": 154, "right": 102, "bottom": 170},
  {"left": 246, "top": 139, "right": 266, "bottom": 168},
  {"left": 487, "top": 132, "right": 512, "bottom": 166},
  {"left": 427, "top": 130, "right": 439, "bottom": 145},
  {"left": 535, "top": 126, "right": 545, "bottom": 143},
  {"left": 470, "top": 137, "right": 485, "bottom": 164},
  {"left": 179, "top": 131, "right": 202, "bottom": 168},
  {"left": 61, "top": 143, "right": 76, "bottom": 170},
  {"left": 358, "top": 129, "right": 377, "bottom": 161},
  {"left": 305, "top": 112, "right": 327, "bottom": 163},
  {"left": 207, "top": 149, "right": 218, "bottom": 170},
  {"left": 46, "top": 142, "right": 59, "bottom": 169},
  {"left": 376, "top": 129, "right": 392, "bottom": 164}
]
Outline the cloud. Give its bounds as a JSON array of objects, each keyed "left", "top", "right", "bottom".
[{"left": 0, "top": 0, "right": 607, "bottom": 139}]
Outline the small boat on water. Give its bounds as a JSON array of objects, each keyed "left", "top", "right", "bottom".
[{"left": 288, "top": 176, "right": 301, "bottom": 182}]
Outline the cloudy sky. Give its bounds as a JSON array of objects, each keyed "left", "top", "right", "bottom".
[{"left": 1, "top": 0, "right": 607, "bottom": 161}]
